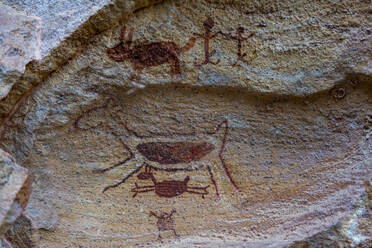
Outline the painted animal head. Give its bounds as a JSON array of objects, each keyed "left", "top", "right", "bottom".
[
  {"left": 106, "top": 27, "right": 134, "bottom": 62},
  {"left": 203, "top": 17, "right": 215, "bottom": 31},
  {"left": 137, "top": 166, "right": 153, "bottom": 180}
]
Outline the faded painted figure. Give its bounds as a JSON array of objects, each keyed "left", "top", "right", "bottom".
[
  {"left": 74, "top": 108, "right": 240, "bottom": 198},
  {"left": 149, "top": 209, "right": 178, "bottom": 240},
  {"left": 106, "top": 27, "right": 195, "bottom": 79},
  {"left": 193, "top": 17, "right": 221, "bottom": 65},
  {"left": 222, "top": 26, "right": 255, "bottom": 66},
  {"left": 131, "top": 166, "right": 210, "bottom": 198}
]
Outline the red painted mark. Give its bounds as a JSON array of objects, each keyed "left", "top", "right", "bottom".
[
  {"left": 131, "top": 166, "right": 209, "bottom": 198},
  {"left": 106, "top": 27, "right": 195, "bottom": 79},
  {"left": 193, "top": 17, "right": 221, "bottom": 65},
  {"left": 222, "top": 26, "right": 254, "bottom": 66},
  {"left": 149, "top": 209, "right": 179, "bottom": 240},
  {"left": 136, "top": 142, "right": 215, "bottom": 164},
  {"left": 74, "top": 102, "right": 240, "bottom": 197}
]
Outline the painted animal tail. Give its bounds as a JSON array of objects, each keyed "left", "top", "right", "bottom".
[
  {"left": 179, "top": 37, "right": 196, "bottom": 54},
  {"left": 210, "top": 119, "right": 240, "bottom": 191}
]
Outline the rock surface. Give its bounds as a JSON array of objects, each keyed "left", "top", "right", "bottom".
[
  {"left": 0, "top": 4, "right": 41, "bottom": 100},
  {"left": 1, "top": 0, "right": 111, "bottom": 59},
  {"left": 0, "top": 0, "right": 370, "bottom": 247},
  {"left": 289, "top": 182, "right": 372, "bottom": 247},
  {"left": 0, "top": 149, "right": 31, "bottom": 237}
]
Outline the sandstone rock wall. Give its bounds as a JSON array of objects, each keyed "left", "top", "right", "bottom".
[{"left": 0, "top": 0, "right": 371, "bottom": 247}]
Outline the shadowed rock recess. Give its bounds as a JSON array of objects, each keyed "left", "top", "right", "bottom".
[{"left": 0, "top": 0, "right": 371, "bottom": 247}]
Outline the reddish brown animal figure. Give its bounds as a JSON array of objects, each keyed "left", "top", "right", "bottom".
[
  {"left": 136, "top": 141, "right": 215, "bottom": 165},
  {"left": 193, "top": 17, "right": 221, "bottom": 65},
  {"left": 222, "top": 26, "right": 254, "bottom": 66},
  {"left": 106, "top": 27, "right": 195, "bottom": 79},
  {"left": 149, "top": 209, "right": 178, "bottom": 240},
  {"left": 74, "top": 106, "right": 239, "bottom": 197},
  {"left": 131, "top": 166, "right": 209, "bottom": 198}
]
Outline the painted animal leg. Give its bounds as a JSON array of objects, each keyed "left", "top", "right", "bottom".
[
  {"left": 132, "top": 189, "right": 155, "bottom": 198},
  {"left": 212, "top": 120, "right": 240, "bottom": 191},
  {"left": 170, "top": 58, "right": 181, "bottom": 78},
  {"left": 131, "top": 183, "right": 155, "bottom": 197},
  {"left": 186, "top": 185, "right": 209, "bottom": 198},
  {"left": 219, "top": 151, "right": 240, "bottom": 191},
  {"left": 130, "top": 64, "right": 143, "bottom": 82},
  {"left": 207, "top": 165, "right": 219, "bottom": 197},
  {"left": 208, "top": 50, "right": 220, "bottom": 65},
  {"left": 94, "top": 139, "right": 133, "bottom": 173},
  {"left": 157, "top": 233, "right": 163, "bottom": 241},
  {"left": 102, "top": 163, "right": 144, "bottom": 193},
  {"left": 172, "top": 229, "right": 179, "bottom": 238},
  {"left": 188, "top": 185, "right": 210, "bottom": 190},
  {"left": 186, "top": 190, "right": 209, "bottom": 198},
  {"left": 231, "top": 55, "right": 248, "bottom": 66}
]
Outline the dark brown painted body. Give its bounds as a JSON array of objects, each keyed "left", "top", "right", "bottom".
[
  {"left": 154, "top": 179, "right": 188, "bottom": 197},
  {"left": 131, "top": 168, "right": 209, "bottom": 198},
  {"left": 106, "top": 27, "right": 195, "bottom": 77},
  {"left": 136, "top": 141, "right": 215, "bottom": 164}
]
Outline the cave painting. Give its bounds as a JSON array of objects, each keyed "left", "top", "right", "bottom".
[
  {"left": 221, "top": 26, "right": 255, "bottom": 66},
  {"left": 106, "top": 17, "right": 257, "bottom": 76},
  {"left": 193, "top": 17, "right": 221, "bottom": 65},
  {"left": 131, "top": 166, "right": 210, "bottom": 198},
  {"left": 106, "top": 27, "right": 195, "bottom": 80},
  {"left": 74, "top": 105, "right": 239, "bottom": 198},
  {"left": 149, "top": 209, "right": 179, "bottom": 240}
]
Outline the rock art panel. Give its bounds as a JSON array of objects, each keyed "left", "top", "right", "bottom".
[
  {"left": 75, "top": 109, "right": 238, "bottom": 197},
  {"left": 1, "top": 79, "right": 371, "bottom": 247},
  {"left": 0, "top": 0, "right": 370, "bottom": 247}
]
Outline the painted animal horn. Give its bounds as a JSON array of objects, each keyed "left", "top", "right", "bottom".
[
  {"left": 126, "top": 28, "right": 134, "bottom": 45},
  {"left": 120, "top": 27, "right": 126, "bottom": 42}
]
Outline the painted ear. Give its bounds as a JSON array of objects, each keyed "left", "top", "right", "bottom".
[{"left": 120, "top": 27, "right": 127, "bottom": 42}]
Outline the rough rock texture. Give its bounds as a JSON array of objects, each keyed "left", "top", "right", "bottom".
[
  {"left": 0, "top": 0, "right": 163, "bottom": 122},
  {"left": 1, "top": 0, "right": 110, "bottom": 59},
  {"left": 289, "top": 182, "right": 372, "bottom": 248},
  {"left": 0, "top": 149, "right": 31, "bottom": 237},
  {"left": 4, "top": 214, "right": 35, "bottom": 248},
  {"left": 0, "top": 4, "right": 41, "bottom": 100},
  {"left": 0, "top": 0, "right": 371, "bottom": 247}
]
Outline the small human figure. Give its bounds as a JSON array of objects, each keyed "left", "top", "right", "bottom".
[
  {"left": 149, "top": 209, "right": 179, "bottom": 240},
  {"left": 193, "top": 17, "right": 221, "bottom": 65},
  {"left": 222, "top": 26, "right": 255, "bottom": 66}
]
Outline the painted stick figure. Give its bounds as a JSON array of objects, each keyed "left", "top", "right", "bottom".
[
  {"left": 222, "top": 27, "right": 254, "bottom": 66},
  {"left": 193, "top": 17, "right": 221, "bottom": 65},
  {"left": 149, "top": 209, "right": 179, "bottom": 240}
]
